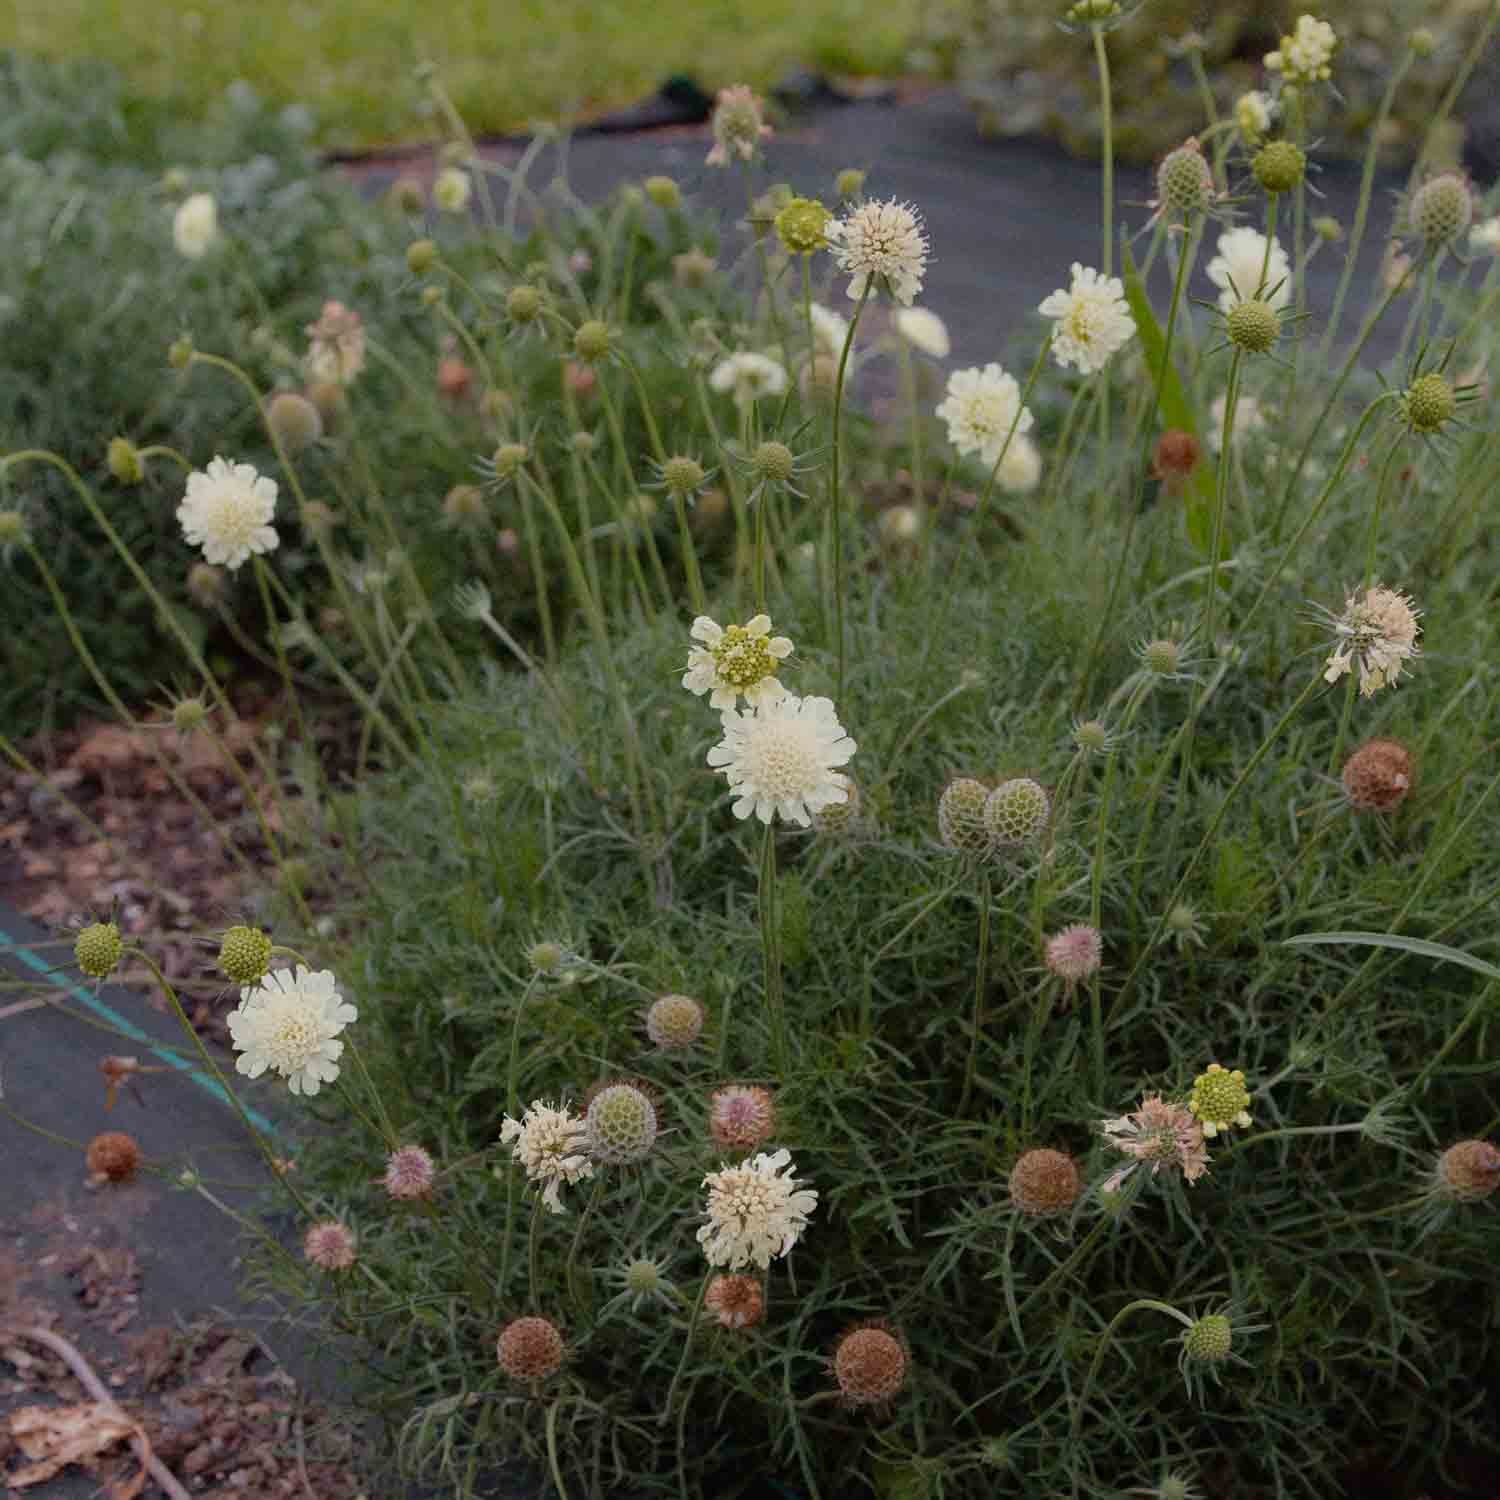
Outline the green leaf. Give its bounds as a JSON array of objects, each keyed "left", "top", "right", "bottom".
[
  {"left": 1284, "top": 930, "right": 1500, "bottom": 984},
  {"left": 1121, "top": 240, "right": 1217, "bottom": 549}
]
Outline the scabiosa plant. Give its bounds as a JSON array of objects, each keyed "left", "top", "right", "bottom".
[
  {"left": 217, "top": 924, "right": 273, "bottom": 986},
  {"left": 1044, "top": 924, "right": 1103, "bottom": 988},
  {"left": 1316, "top": 584, "right": 1422, "bottom": 695},
  {"left": 830, "top": 1322, "right": 909, "bottom": 1407},
  {"left": 709, "top": 1085, "right": 777, "bottom": 1153},
  {"left": 1433, "top": 1140, "right": 1500, "bottom": 1203},
  {"left": 645, "top": 994, "right": 705, "bottom": 1050},
  {"left": 1037, "top": 264, "right": 1136, "bottom": 375},
  {"left": 705, "top": 1274, "right": 765, "bottom": 1329},
  {"left": 177, "top": 457, "right": 279, "bottom": 571},
  {"left": 705, "top": 85, "right": 772, "bottom": 167},
  {"left": 983, "top": 777, "right": 1050, "bottom": 849},
  {"left": 1100, "top": 1094, "right": 1210, "bottom": 1192},
  {"left": 303, "top": 1221, "right": 357, "bottom": 1272},
  {"left": 698, "top": 1149, "right": 817, "bottom": 1269},
  {"left": 1342, "top": 737, "right": 1415, "bottom": 812},
  {"left": 584, "top": 1082, "right": 659, "bottom": 1165},
  {"left": 937, "top": 777, "right": 993, "bottom": 855},
  {"left": 1186, "top": 1063, "right": 1253, "bottom": 1137},
  {"left": 382, "top": 1145, "right": 437, "bottom": 1201},
  {"left": 707, "top": 694, "right": 857, "bottom": 827},
  {"left": 226, "top": 967, "right": 356, "bottom": 1097},
  {"left": 496, "top": 1316, "right": 565, "bottom": 1381},
  {"left": 1008, "top": 1148, "right": 1083, "bottom": 1217},
  {"left": 682, "top": 614, "right": 793, "bottom": 710},
  {"left": 499, "top": 1100, "right": 594, "bottom": 1213},
  {"left": 75, "top": 921, "right": 123, "bottom": 980},
  {"left": 935, "top": 363, "right": 1035, "bottom": 469},
  {"left": 86, "top": 1131, "right": 141, "bottom": 1184},
  {"left": 304, "top": 300, "right": 366, "bottom": 386},
  {"left": 826, "top": 199, "right": 930, "bottom": 306}
]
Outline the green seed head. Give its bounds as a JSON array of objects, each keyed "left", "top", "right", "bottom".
[
  {"left": 219, "top": 924, "right": 274, "bottom": 985},
  {"left": 265, "top": 391, "right": 323, "bottom": 455},
  {"left": 1182, "top": 1314, "right": 1234, "bottom": 1363},
  {"left": 107, "top": 437, "right": 144, "bottom": 485},
  {"left": 1143, "top": 638, "right": 1182, "bottom": 676},
  {"left": 168, "top": 335, "right": 194, "bottom": 370},
  {"left": 1409, "top": 26, "right": 1436, "bottom": 56},
  {"left": 1065, "top": 0, "right": 1121, "bottom": 21},
  {"left": 1409, "top": 172, "right": 1473, "bottom": 244},
  {"left": 937, "top": 777, "right": 992, "bottom": 855},
  {"left": 1226, "top": 298, "right": 1281, "bottom": 354},
  {"left": 645, "top": 993, "right": 704, "bottom": 1049},
  {"left": 835, "top": 167, "right": 866, "bottom": 199},
  {"left": 812, "top": 777, "right": 860, "bottom": 836},
  {"left": 1251, "top": 139, "right": 1306, "bottom": 195},
  {"left": 492, "top": 442, "right": 530, "bottom": 478},
  {"left": 526, "top": 940, "right": 566, "bottom": 975},
  {"left": 1312, "top": 214, "right": 1343, "bottom": 242},
  {"left": 406, "top": 238, "right": 438, "bottom": 275},
  {"left": 752, "top": 441, "right": 795, "bottom": 485},
  {"left": 75, "top": 922, "right": 124, "bottom": 980},
  {"left": 774, "top": 196, "right": 832, "bottom": 255},
  {"left": 585, "top": 1082, "right": 658, "bottom": 1164},
  {"left": 983, "top": 778, "right": 1051, "bottom": 848},
  {"left": 643, "top": 174, "right": 681, "bottom": 209},
  {"left": 1156, "top": 141, "right": 1215, "bottom": 221},
  {"left": 661, "top": 455, "right": 706, "bottom": 497},
  {"left": 171, "top": 696, "right": 209, "bottom": 734},
  {"left": 573, "top": 319, "right": 612, "bottom": 363},
  {"left": 1401, "top": 371, "right": 1457, "bottom": 433},
  {"left": 506, "top": 284, "right": 543, "bottom": 324}
]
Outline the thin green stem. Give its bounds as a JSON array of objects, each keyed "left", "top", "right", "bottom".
[
  {"left": 759, "top": 822, "right": 787, "bottom": 1076},
  {"left": 957, "top": 869, "right": 992, "bottom": 1116},
  {"left": 828, "top": 280, "right": 872, "bottom": 699}
]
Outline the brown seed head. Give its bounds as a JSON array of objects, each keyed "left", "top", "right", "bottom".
[
  {"left": 496, "top": 1316, "right": 566, "bottom": 1380},
  {"left": 1342, "top": 737, "right": 1414, "bottom": 812},
  {"left": 1008, "top": 1148, "right": 1083, "bottom": 1216},
  {"left": 705, "top": 1274, "right": 765, "bottom": 1329},
  {"left": 86, "top": 1131, "right": 141, "bottom": 1183},
  {"left": 1436, "top": 1139, "right": 1500, "bottom": 1202},
  {"left": 832, "top": 1323, "right": 909, "bottom": 1406}
]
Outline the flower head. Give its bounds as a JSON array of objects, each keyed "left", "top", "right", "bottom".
[
  {"left": 683, "top": 614, "right": 793, "bottom": 710},
  {"left": 218, "top": 925, "right": 273, "bottom": 985},
  {"left": 1235, "top": 91, "right": 1275, "bottom": 143},
  {"left": 1008, "top": 1148, "right": 1082, "bottom": 1217},
  {"left": 1038, "top": 264, "right": 1136, "bottom": 375},
  {"left": 1154, "top": 139, "right": 1216, "bottom": 226},
  {"left": 1342, "top": 737, "right": 1415, "bottom": 812},
  {"left": 1407, "top": 172, "right": 1474, "bottom": 245},
  {"left": 1100, "top": 1093, "right": 1210, "bottom": 1192},
  {"left": 706, "top": 85, "right": 772, "bottom": 167},
  {"left": 936, "top": 363, "right": 1034, "bottom": 468},
  {"left": 584, "top": 1082, "right": 658, "bottom": 1164},
  {"left": 831, "top": 1323, "right": 909, "bottom": 1407},
  {"left": 645, "top": 993, "right": 705, "bottom": 1050},
  {"left": 709, "top": 1085, "right": 777, "bottom": 1152},
  {"left": 1151, "top": 429, "right": 1201, "bottom": 491},
  {"left": 709, "top": 351, "right": 789, "bottom": 407},
  {"left": 178, "top": 457, "right": 279, "bottom": 571},
  {"left": 1044, "top": 924, "right": 1102, "bottom": 987},
  {"left": 1471, "top": 217, "right": 1500, "bottom": 255},
  {"left": 894, "top": 307, "right": 950, "bottom": 358},
  {"left": 610, "top": 1254, "right": 677, "bottom": 1314},
  {"left": 1186, "top": 1063, "right": 1252, "bottom": 1137},
  {"left": 1208, "top": 392, "right": 1266, "bottom": 451},
  {"left": 1252, "top": 140, "right": 1306, "bottom": 195},
  {"left": 173, "top": 193, "right": 218, "bottom": 258},
  {"left": 304, "top": 300, "right": 366, "bottom": 385},
  {"left": 707, "top": 693, "right": 856, "bottom": 827},
  {"left": 808, "top": 304, "right": 852, "bottom": 359},
  {"left": 996, "top": 432, "right": 1043, "bottom": 494},
  {"left": 1434, "top": 1139, "right": 1500, "bottom": 1203},
  {"left": 775, "top": 197, "right": 831, "bottom": 255},
  {"left": 433, "top": 166, "right": 472, "bottom": 214},
  {"left": 227, "top": 967, "right": 355, "bottom": 1096},
  {"left": 1264, "top": 14, "right": 1338, "bottom": 86},
  {"left": 1207, "top": 227, "right": 1291, "bottom": 312},
  {"left": 382, "top": 1144, "right": 437, "bottom": 1201},
  {"left": 75, "top": 922, "right": 123, "bottom": 980},
  {"left": 983, "top": 777, "right": 1050, "bottom": 849},
  {"left": 1318, "top": 584, "right": 1422, "bottom": 696},
  {"left": 705, "top": 1273, "right": 765, "bottom": 1328},
  {"left": 500, "top": 1099, "right": 594, "bottom": 1213},
  {"left": 826, "top": 199, "right": 929, "bottom": 306},
  {"left": 937, "top": 777, "right": 992, "bottom": 855},
  {"left": 698, "top": 1148, "right": 816, "bottom": 1268},
  {"left": 303, "top": 1221, "right": 357, "bottom": 1271},
  {"left": 86, "top": 1131, "right": 141, "bottom": 1184},
  {"left": 496, "top": 1316, "right": 565, "bottom": 1380}
]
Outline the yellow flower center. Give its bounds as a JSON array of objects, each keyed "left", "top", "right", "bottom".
[{"left": 713, "top": 625, "right": 777, "bottom": 688}]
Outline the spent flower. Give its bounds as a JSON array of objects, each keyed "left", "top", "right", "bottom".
[
  {"left": 706, "top": 85, "right": 772, "bottom": 167},
  {"left": 499, "top": 1099, "right": 595, "bottom": 1213},
  {"left": 1317, "top": 585, "right": 1422, "bottom": 696},
  {"left": 1100, "top": 1094, "right": 1210, "bottom": 1192}
]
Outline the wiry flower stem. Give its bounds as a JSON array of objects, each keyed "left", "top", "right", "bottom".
[
  {"left": 957, "top": 869, "right": 992, "bottom": 1116},
  {"left": 1091, "top": 22, "right": 1115, "bottom": 460},
  {"left": 760, "top": 822, "right": 788, "bottom": 1076},
  {"left": 829, "top": 279, "right": 872, "bottom": 700},
  {"left": 659, "top": 1273, "right": 712, "bottom": 1427}
]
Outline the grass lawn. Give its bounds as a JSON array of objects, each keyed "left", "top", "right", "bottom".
[{"left": 5, "top": 0, "right": 920, "bottom": 148}]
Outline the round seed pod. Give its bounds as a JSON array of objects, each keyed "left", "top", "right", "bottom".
[
  {"left": 1341, "top": 737, "right": 1415, "bottom": 812},
  {"left": 497, "top": 1316, "right": 565, "bottom": 1381},
  {"left": 831, "top": 1323, "right": 909, "bottom": 1406},
  {"left": 1008, "top": 1148, "right": 1082, "bottom": 1216},
  {"left": 86, "top": 1132, "right": 141, "bottom": 1183}
]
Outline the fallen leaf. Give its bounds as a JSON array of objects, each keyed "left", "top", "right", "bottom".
[{"left": 6, "top": 1400, "right": 140, "bottom": 1486}]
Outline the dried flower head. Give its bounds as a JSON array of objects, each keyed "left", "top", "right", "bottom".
[
  {"left": 382, "top": 1144, "right": 437, "bottom": 1201},
  {"left": 707, "top": 693, "right": 856, "bottom": 827},
  {"left": 683, "top": 614, "right": 793, "bottom": 710},
  {"left": 1044, "top": 924, "right": 1102, "bottom": 987},
  {"left": 698, "top": 1149, "right": 817, "bottom": 1269},
  {"left": 75, "top": 921, "right": 123, "bottom": 980},
  {"left": 705, "top": 1274, "right": 765, "bottom": 1329},
  {"left": 646, "top": 993, "right": 705, "bottom": 1050},
  {"left": 496, "top": 1316, "right": 565, "bottom": 1380},
  {"left": 227, "top": 966, "right": 356, "bottom": 1096},
  {"left": 826, "top": 199, "right": 929, "bottom": 306},
  {"left": 1151, "top": 429, "right": 1201, "bottom": 490},
  {"left": 303, "top": 1221, "right": 357, "bottom": 1271},
  {"left": 706, "top": 85, "right": 772, "bottom": 167},
  {"left": 1342, "top": 737, "right": 1414, "bottom": 812},
  {"left": 585, "top": 1082, "right": 659, "bottom": 1164},
  {"left": 983, "top": 778, "right": 1050, "bottom": 849},
  {"left": 500, "top": 1099, "right": 594, "bottom": 1213},
  {"left": 1100, "top": 1094, "right": 1210, "bottom": 1192},
  {"left": 831, "top": 1323, "right": 909, "bottom": 1407},
  {"left": 709, "top": 1085, "right": 777, "bottom": 1153},
  {"left": 1186, "top": 1063, "right": 1252, "bottom": 1137},
  {"left": 86, "top": 1132, "right": 141, "bottom": 1184},
  {"left": 178, "top": 457, "right": 279, "bottom": 571},
  {"left": 218, "top": 925, "right": 273, "bottom": 985},
  {"left": 1038, "top": 264, "right": 1136, "bottom": 375},
  {"left": 938, "top": 777, "right": 993, "bottom": 855},
  {"left": 1434, "top": 1139, "right": 1500, "bottom": 1202},
  {"left": 1318, "top": 584, "right": 1422, "bottom": 696},
  {"left": 1008, "top": 1148, "right": 1083, "bottom": 1216},
  {"left": 304, "top": 301, "right": 366, "bottom": 386}
]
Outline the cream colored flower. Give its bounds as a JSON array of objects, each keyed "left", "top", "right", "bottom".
[
  {"left": 173, "top": 193, "right": 219, "bottom": 258},
  {"left": 1264, "top": 14, "right": 1338, "bottom": 86},
  {"left": 500, "top": 1099, "right": 595, "bottom": 1214},
  {"left": 304, "top": 300, "right": 366, "bottom": 385},
  {"left": 996, "top": 432, "right": 1043, "bottom": 493},
  {"left": 935, "top": 363, "right": 1035, "bottom": 468},
  {"left": 1038, "top": 263, "right": 1136, "bottom": 375},
  {"left": 1234, "top": 90, "right": 1275, "bottom": 141},
  {"left": 809, "top": 304, "right": 852, "bottom": 360},
  {"left": 709, "top": 351, "right": 789, "bottom": 407},
  {"left": 227, "top": 966, "right": 356, "bottom": 1096},
  {"left": 826, "top": 199, "right": 929, "bottom": 306},
  {"left": 177, "top": 456, "right": 279, "bottom": 570},
  {"left": 683, "top": 614, "right": 793, "bottom": 710},
  {"left": 1207, "top": 227, "right": 1291, "bottom": 312},
  {"left": 1207, "top": 393, "right": 1267, "bottom": 451},
  {"left": 894, "top": 307, "right": 950, "bottom": 358},
  {"left": 705, "top": 84, "right": 771, "bottom": 167},
  {"left": 1100, "top": 1094, "right": 1210, "bottom": 1192},
  {"left": 1319, "top": 585, "right": 1422, "bottom": 696},
  {"left": 698, "top": 1148, "right": 817, "bottom": 1268},
  {"left": 433, "top": 166, "right": 472, "bottom": 214},
  {"left": 1470, "top": 217, "right": 1500, "bottom": 255},
  {"left": 707, "top": 693, "right": 856, "bottom": 827}
]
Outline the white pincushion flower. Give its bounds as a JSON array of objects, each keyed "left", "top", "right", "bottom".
[
  {"left": 1206, "top": 226, "right": 1292, "bottom": 312},
  {"left": 500, "top": 1099, "right": 595, "bottom": 1214},
  {"left": 935, "top": 363, "right": 1035, "bottom": 468},
  {"left": 1318, "top": 585, "right": 1422, "bottom": 697},
  {"left": 433, "top": 166, "right": 472, "bottom": 214},
  {"left": 808, "top": 304, "right": 852, "bottom": 359},
  {"left": 1207, "top": 393, "right": 1267, "bottom": 451},
  {"left": 996, "top": 432, "right": 1043, "bottom": 494},
  {"left": 894, "top": 307, "right": 950, "bottom": 358},
  {"left": 1038, "top": 263, "right": 1136, "bottom": 375},
  {"left": 1470, "top": 217, "right": 1500, "bottom": 255},
  {"left": 707, "top": 693, "right": 856, "bottom": 826},
  {"left": 826, "top": 198, "right": 929, "bottom": 306},
  {"left": 1235, "top": 90, "right": 1275, "bottom": 140},
  {"left": 178, "top": 457, "right": 280, "bottom": 570},
  {"left": 227, "top": 966, "right": 356, "bottom": 1096},
  {"left": 1264, "top": 14, "right": 1338, "bottom": 86},
  {"left": 697, "top": 1148, "right": 817, "bottom": 1269},
  {"left": 709, "top": 351, "right": 789, "bottom": 407},
  {"left": 173, "top": 193, "right": 219, "bottom": 259},
  {"left": 683, "top": 614, "right": 793, "bottom": 710}
]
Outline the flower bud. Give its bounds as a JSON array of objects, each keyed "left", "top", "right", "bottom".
[
  {"left": 107, "top": 437, "right": 144, "bottom": 485},
  {"left": 406, "top": 238, "right": 438, "bottom": 275}
]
